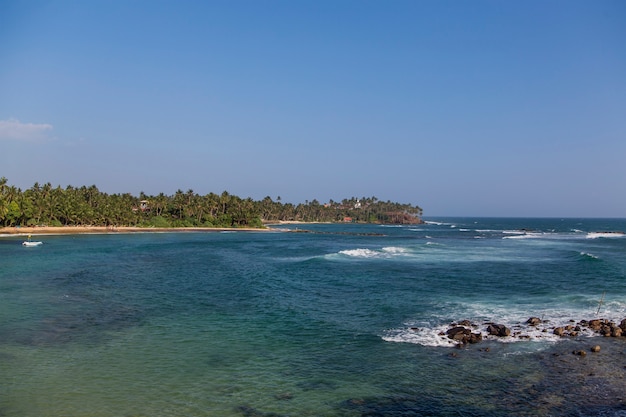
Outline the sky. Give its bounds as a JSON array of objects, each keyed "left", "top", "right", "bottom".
[{"left": 1, "top": 1, "right": 625, "bottom": 217}]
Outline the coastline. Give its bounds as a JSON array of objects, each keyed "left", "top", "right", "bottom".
[{"left": 0, "top": 225, "right": 273, "bottom": 236}]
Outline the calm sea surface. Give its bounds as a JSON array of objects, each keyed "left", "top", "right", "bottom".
[{"left": 1, "top": 218, "right": 626, "bottom": 416}]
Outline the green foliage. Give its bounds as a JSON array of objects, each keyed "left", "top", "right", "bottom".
[
  {"left": 0, "top": 179, "right": 423, "bottom": 228},
  {"left": 147, "top": 216, "right": 171, "bottom": 228}
]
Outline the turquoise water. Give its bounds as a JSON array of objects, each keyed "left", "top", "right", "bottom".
[{"left": 2, "top": 218, "right": 626, "bottom": 416}]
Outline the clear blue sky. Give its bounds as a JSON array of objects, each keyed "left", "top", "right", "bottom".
[{"left": 1, "top": 1, "right": 625, "bottom": 217}]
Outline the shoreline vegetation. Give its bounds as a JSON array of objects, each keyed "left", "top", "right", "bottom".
[
  {"left": 0, "top": 221, "right": 323, "bottom": 236},
  {"left": 0, "top": 177, "right": 423, "bottom": 230},
  {"left": 0, "top": 225, "right": 272, "bottom": 236}
]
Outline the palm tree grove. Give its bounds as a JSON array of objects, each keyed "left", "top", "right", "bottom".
[{"left": 0, "top": 177, "right": 423, "bottom": 228}]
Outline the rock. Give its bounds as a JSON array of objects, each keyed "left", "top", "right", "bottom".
[
  {"left": 591, "top": 345, "right": 601, "bottom": 353},
  {"left": 487, "top": 324, "right": 511, "bottom": 337},
  {"left": 468, "top": 333, "right": 482, "bottom": 344},
  {"left": 588, "top": 319, "right": 603, "bottom": 331},
  {"left": 611, "top": 327, "right": 622, "bottom": 337},
  {"left": 446, "top": 326, "right": 470, "bottom": 341},
  {"left": 600, "top": 325, "right": 612, "bottom": 336},
  {"left": 620, "top": 318, "right": 626, "bottom": 332},
  {"left": 553, "top": 327, "right": 565, "bottom": 336},
  {"left": 457, "top": 319, "right": 473, "bottom": 327},
  {"left": 573, "top": 350, "right": 587, "bottom": 357},
  {"left": 526, "top": 317, "right": 542, "bottom": 326}
]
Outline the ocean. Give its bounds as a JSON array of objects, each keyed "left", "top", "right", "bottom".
[{"left": 1, "top": 218, "right": 626, "bottom": 416}]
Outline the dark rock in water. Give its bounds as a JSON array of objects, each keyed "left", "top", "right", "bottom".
[
  {"left": 573, "top": 350, "right": 587, "bottom": 357},
  {"left": 457, "top": 319, "right": 473, "bottom": 327},
  {"left": 446, "top": 325, "right": 483, "bottom": 344},
  {"left": 340, "top": 395, "right": 486, "bottom": 416},
  {"left": 487, "top": 324, "right": 511, "bottom": 337},
  {"left": 527, "top": 317, "right": 542, "bottom": 326},
  {"left": 620, "top": 318, "right": 626, "bottom": 332},
  {"left": 468, "top": 332, "right": 482, "bottom": 344},
  {"left": 446, "top": 326, "right": 470, "bottom": 340},
  {"left": 591, "top": 345, "right": 601, "bottom": 353},
  {"left": 553, "top": 327, "right": 565, "bottom": 336},
  {"left": 588, "top": 319, "right": 604, "bottom": 331},
  {"left": 598, "top": 323, "right": 620, "bottom": 337}
]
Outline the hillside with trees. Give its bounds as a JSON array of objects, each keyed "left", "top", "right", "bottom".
[{"left": 0, "top": 177, "right": 423, "bottom": 228}]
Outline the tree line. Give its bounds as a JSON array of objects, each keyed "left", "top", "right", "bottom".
[{"left": 0, "top": 177, "right": 423, "bottom": 228}]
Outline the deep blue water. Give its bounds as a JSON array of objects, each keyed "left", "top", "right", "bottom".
[{"left": 1, "top": 218, "right": 626, "bottom": 416}]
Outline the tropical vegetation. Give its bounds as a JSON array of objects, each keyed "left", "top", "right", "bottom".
[{"left": 0, "top": 177, "right": 423, "bottom": 228}]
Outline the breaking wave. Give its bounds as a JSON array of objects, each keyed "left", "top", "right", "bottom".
[{"left": 586, "top": 232, "right": 625, "bottom": 239}]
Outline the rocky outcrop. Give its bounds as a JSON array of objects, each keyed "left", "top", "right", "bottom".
[
  {"left": 446, "top": 325, "right": 482, "bottom": 345},
  {"left": 435, "top": 316, "right": 626, "bottom": 347},
  {"left": 487, "top": 324, "right": 511, "bottom": 337},
  {"left": 579, "top": 319, "right": 623, "bottom": 337}
]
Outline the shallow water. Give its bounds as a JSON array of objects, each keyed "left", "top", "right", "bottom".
[{"left": 1, "top": 219, "right": 626, "bottom": 416}]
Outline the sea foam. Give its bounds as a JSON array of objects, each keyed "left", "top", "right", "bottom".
[{"left": 586, "top": 232, "right": 625, "bottom": 239}]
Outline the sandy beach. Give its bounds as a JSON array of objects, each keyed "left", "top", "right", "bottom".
[{"left": 0, "top": 225, "right": 271, "bottom": 236}]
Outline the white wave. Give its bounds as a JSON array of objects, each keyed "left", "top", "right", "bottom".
[
  {"left": 502, "top": 230, "right": 527, "bottom": 235},
  {"left": 338, "top": 248, "right": 381, "bottom": 258},
  {"left": 580, "top": 252, "right": 599, "bottom": 260},
  {"left": 502, "top": 232, "right": 567, "bottom": 240},
  {"left": 383, "top": 327, "right": 459, "bottom": 347},
  {"left": 503, "top": 233, "right": 545, "bottom": 240},
  {"left": 586, "top": 232, "right": 625, "bottom": 239},
  {"left": 382, "top": 246, "right": 408, "bottom": 254},
  {"left": 336, "top": 246, "right": 411, "bottom": 259}
]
